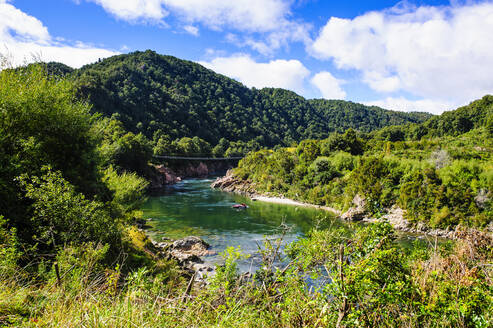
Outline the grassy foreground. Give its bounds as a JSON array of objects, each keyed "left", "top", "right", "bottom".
[{"left": 1, "top": 222, "right": 492, "bottom": 327}]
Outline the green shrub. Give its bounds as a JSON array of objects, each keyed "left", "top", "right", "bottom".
[
  {"left": 0, "top": 216, "right": 21, "bottom": 279},
  {"left": 329, "top": 151, "right": 355, "bottom": 172},
  {"left": 103, "top": 166, "right": 149, "bottom": 217},
  {"left": 18, "top": 168, "right": 121, "bottom": 250}
]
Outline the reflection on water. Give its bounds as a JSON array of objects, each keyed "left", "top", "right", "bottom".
[{"left": 141, "top": 179, "right": 340, "bottom": 271}]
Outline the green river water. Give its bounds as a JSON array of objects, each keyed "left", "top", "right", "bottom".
[{"left": 141, "top": 178, "right": 421, "bottom": 272}]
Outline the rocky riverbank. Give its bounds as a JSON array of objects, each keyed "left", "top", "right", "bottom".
[
  {"left": 211, "top": 171, "right": 459, "bottom": 239},
  {"left": 151, "top": 235, "right": 216, "bottom": 282},
  {"left": 132, "top": 225, "right": 217, "bottom": 283},
  {"left": 150, "top": 162, "right": 235, "bottom": 189}
]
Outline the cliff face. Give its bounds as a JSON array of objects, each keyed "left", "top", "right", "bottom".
[
  {"left": 170, "top": 161, "right": 233, "bottom": 178},
  {"left": 150, "top": 161, "right": 235, "bottom": 189}
]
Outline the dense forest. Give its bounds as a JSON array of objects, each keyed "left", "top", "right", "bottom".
[
  {"left": 46, "top": 50, "right": 431, "bottom": 157},
  {"left": 1, "top": 58, "right": 491, "bottom": 327},
  {"left": 234, "top": 96, "right": 493, "bottom": 229}
]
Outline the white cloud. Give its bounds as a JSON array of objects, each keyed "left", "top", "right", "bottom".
[
  {"left": 0, "top": 1, "right": 49, "bottom": 42},
  {"left": 81, "top": 0, "right": 310, "bottom": 54},
  {"left": 242, "top": 20, "right": 311, "bottom": 56},
  {"left": 365, "top": 97, "right": 454, "bottom": 115},
  {"left": 199, "top": 54, "right": 310, "bottom": 95},
  {"left": 363, "top": 71, "right": 401, "bottom": 93},
  {"left": 310, "top": 71, "right": 346, "bottom": 99},
  {"left": 311, "top": 2, "right": 493, "bottom": 111},
  {"left": 163, "top": 0, "right": 290, "bottom": 32},
  {"left": 183, "top": 25, "right": 199, "bottom": 36},
  {"left": 86, "top": 0, "right": 290, "bottom": 32},
  {"left": 0, "top": 1, "right": 118, "bottom": 68},
  {"left": 86, "top": 0, "right": 168, "bottom": 21}
]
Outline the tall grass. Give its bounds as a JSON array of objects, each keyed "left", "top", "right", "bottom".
[{"left": 1, "top": 225, "right": 491, "bottom": 327}]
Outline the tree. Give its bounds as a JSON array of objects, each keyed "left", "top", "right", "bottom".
[
  {"left": 212, "top": 138, "right": 230, "bottom": 157},
  {"left": 0, "top": 65, "right": 105, "bottom": 242}
]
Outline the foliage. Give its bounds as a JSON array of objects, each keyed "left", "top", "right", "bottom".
[
  {"left": 0, "top": 64, "right": 108, "bottom": 245},
  {"left": 95, "top": 117, "right": 152, "bottom": 175},
  {"left": 1, "top": 223, "right": 490, "bottom": 327},
  {"left": 18, "top": 168, "right": 121, "bottom": 249},
  {"left": 67, "top": 50, "right": 431, "bottom": 155},
  {"left": 234, "top": 102, "right": 493, "bottom": 228},
  {"left": 103, "top": 166, "right": 148, "bottom": 216},
  {"left": 0, "top": 216, "right": 21, "bottom": 279},
  {"left": 0, "top": 65, "right": 150, "bottom": 258},
  {"left": 209, "top": 246, "right": 249, "bottom": 293}
]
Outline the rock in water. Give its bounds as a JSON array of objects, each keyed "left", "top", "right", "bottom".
[{"left": 171, "top": 236, "right": 215, "bottom": 257}]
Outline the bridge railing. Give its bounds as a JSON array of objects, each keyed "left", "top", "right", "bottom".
[{"left": 153, "top": 154, "right": 243, "bottom": 161}]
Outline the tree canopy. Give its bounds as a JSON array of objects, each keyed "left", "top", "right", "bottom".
[{"left": 60, "top": 50, "right": 432, "bottom": 153}]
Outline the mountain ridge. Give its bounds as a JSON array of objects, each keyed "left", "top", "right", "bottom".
[{"left": 43, "top": 50, "right": 432, "bottom": 150}]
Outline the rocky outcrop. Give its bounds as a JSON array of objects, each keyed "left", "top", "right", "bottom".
[
  {"left": 340, "top": 195, "right": 367, "bottom": 221},
  {"left": 148, "top": 165, "right": 181, "bottom": 189},
  {"left": 156, "top": 165, "right": 181, "bottom": 184},
  {"left": 360, "top": 205, "right": 457, "bottom": 238},
  {"left": 338, "top": 195, "right": 458, "bottom": 238},
  {"left": 210, "top": 170, "right": 257, "bottom": 195},
  {"left": 171, "top": 236, "right": 216, "bottom": 258},
  {"left": 151, "top": 162, "right": 236, "bottom": 189},
  {"left": 152, "top": 236, "right": 216, "bottom": 278}
]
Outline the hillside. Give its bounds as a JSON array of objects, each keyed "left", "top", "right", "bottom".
[
  {"left": 63, "top": 50, "right": 431, "bottom": 150},
  {"left": 230, "top": 95, "right": 493, "bottom": 230}
]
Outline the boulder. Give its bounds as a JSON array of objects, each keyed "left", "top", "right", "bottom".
[
  {"left": 211, "top": 170, "right": 236, "bottom": 189},
  {"left": 381, "top": 205, "right": 409, "bottom": 231},
  {"left": 171, "top": 236, "right": 215, "bottom": 257},
  {"left": 211, "top": 170, "right": 256, "bottom": 196},
  {"left": 170, "top": 251, "right": 203, "bottom": 264},
  {"left": 151, "top": 165, "right": 181, "bottom": 188},
  {"left": 340, "top": 194, "right": 368, "bottom": 221}
]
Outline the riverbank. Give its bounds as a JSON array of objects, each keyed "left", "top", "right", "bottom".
[
  {"left": 131, "top": 223, "right": 217, "bottom": 283},
  {"left": 149, "top": 161, "right": 234, "bottom": 189},
  {"left": 211, "top": 172, "right": 461, "bottom": 239},
  {"left": 251, "top": 195, "right": 342, "bottom": 215}
]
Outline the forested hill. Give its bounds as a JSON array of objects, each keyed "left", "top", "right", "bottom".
[
  {"left": 56, "top": 50, "right": 431, "bottom": 148},
  {"left": 309, "top": 99, "right": 431, "bottom": 133}
]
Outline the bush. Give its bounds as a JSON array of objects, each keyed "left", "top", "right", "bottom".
[
  {"left": 308, "top": 157, "right": 339, "bottom": 185},
  {"left": 329, "top": 151, "right": 355, "bottom": 172},
  {"left": 103, "top": 166, "right": 149, "bottom": 217},
  {"left": 0, "top": 216, "right": 21, "bottom": 279},
  {"left": 0, "top": 65, "right": 105, "bottom": 241},
  {"left": 18, "top": 168, "right": 121, "bottom": 250}
]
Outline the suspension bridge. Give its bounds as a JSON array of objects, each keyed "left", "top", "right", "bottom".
[{"left": 152, "top": 154, "right": 244, "bottom": 161}]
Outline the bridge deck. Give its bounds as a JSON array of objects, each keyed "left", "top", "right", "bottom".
[{"left": 153, "top": 155, "right": 243, "bottom": 161}]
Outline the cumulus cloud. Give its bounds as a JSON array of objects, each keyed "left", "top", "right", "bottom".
[
  {"left": 311, "top": 1, "right": 493, "bottom": 109},
  {"left": 81, "top": 0, "right": 310, "bottom": 54},
  {"left": 365, "top": 97, "right": 455, "bottom": 115},
  {"left": 0, "top": 1, "right": 117, "bottom": 68},
  {"left": 310, "top": 71, "right": 346, "bottom": 99},
  {"left": 86, "top": 0, "right": 289, "bottom": 31},
  {"left": 199, "top": 54, "right": 310, "bottom": 95},
  {"left": 85, "top": 0, "right": 168, "bottom": 22},
  {"left": 163, "top": 0, "right": 290, "bottom": 32},
  {"left": 183, "top": 25, "right": 199, "bottom": 36}
]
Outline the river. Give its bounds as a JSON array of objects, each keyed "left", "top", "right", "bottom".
[{"left": 141, "top": 178, "right": 423, "bottom": 272}]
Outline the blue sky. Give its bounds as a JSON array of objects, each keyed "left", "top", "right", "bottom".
[{"left": 1, "top": 0, "right": 493, "bottom": 113}]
